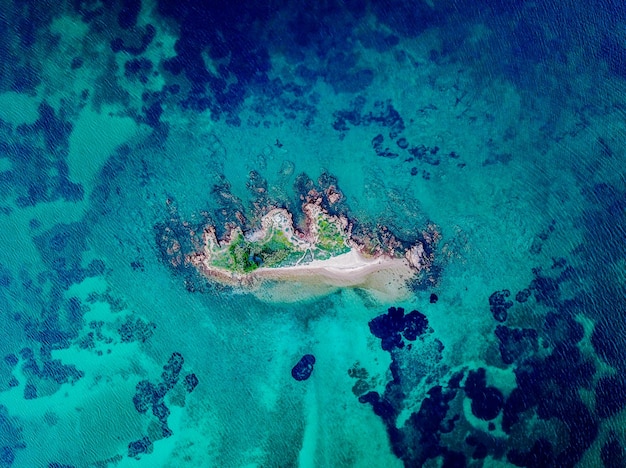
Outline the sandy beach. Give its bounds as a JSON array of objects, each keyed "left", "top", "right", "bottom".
[
  {"left": 194, "top": 249, "right": 417, "bottom": 302},
  {"left": 253, "top": 249, "right": 411, "bottom": 285}
]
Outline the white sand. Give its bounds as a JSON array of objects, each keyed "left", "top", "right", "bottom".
[
  {"left": 247, "top": 249, "right": 416, "bottom": 302},
  {"left": 253, "top": 249, "right": 409, "bottom": 285}
]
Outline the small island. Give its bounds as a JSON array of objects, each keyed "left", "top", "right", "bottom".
[{"left": 186, "top": 201, "right": 431, "bottom": 301}]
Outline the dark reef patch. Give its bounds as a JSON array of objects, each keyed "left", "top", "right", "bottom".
[
  {"left": 332, "top": 98, "right": 405, "bottom": 141},
  {"left": 0, "top": 102, "right": 83, "bottom": 208},
  {"left": 129, "top": 352, "right": 196, "bottom": 458},
  {"left": 118, "top": 0, "right": 142, "bottom": 30},
  {"left": 488, "top": 289, "right": 513, "bottom": 322},
  {"left": 110, "top": 24, "right": 155, "bottom": 56},
  {"left": 291, "top": 354, "right": 316, "bottom": 381},
  {"left": 33, "top": 222, "right": 90, "bottom": 289},
  {"left": 361, "top": 248, "right": 606, "bottom": 466},
  {"left": 601, "top": 435, "right": 626, "bottom": 467},
  {"left": 595, "top": 376, "right": 626, "bottom": 419},
  {"left": 128, "top": 436, "right": 152, "bottom": 458},
  {"left": 330, "top": 97, "right": 458, "bottom": 181},
  {"left": 515, "top": 288, "right": 530, "bottom": 303},
  {"left": 494, "top": 326, "right": 538, "bottom": 365},
  {"left": 184, "top": 373, "right": 199, "bottom": 393},
  {"left": 470, "top": 386, "right": 504, "bottom": 421},
  {"left": 118, "top": 316, "right": 156, "bottom": 343},
  {"left": 0, "top": 404, "right": 25, "bottom": 465},
  {"left": 359, "top": 304, "right": 460, "bottom": 466},
  {"left": 368, "top": 307, "right": 429, "bottom": 351},
  {"left": 157, "top": 0, "right": 273, "bottom": 118}
]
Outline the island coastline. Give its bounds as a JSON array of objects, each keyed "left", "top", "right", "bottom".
[{"left": 183, "top": 199, "right": 433, "bottom": 302}]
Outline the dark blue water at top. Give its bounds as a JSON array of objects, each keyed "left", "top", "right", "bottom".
[{"left": 0, "top": 0, "right": 625, "bottom": 466}]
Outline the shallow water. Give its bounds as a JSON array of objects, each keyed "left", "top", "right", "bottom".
[{"left": 1, "top": 0, "right": 625, "bottom": 466}]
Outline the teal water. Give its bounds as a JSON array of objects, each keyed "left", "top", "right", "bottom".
[{"left": 1, "top": 0, "right": 626, "bottom": 466}]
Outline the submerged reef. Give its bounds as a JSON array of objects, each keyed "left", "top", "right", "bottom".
[
  {"left": 359, "top": 256, "right": 609, "bottom": 467},
  {"left": 129, "top": 352, "right": 197, "bottom": 460}
]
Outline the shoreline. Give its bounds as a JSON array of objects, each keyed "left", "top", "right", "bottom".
[
  {"left": 252, "top": 249, "right": 411, "bottom": 285},
  {"left": 179, "top": 199, "right": 434, "bottom": 302},
  {"left": 191, "top": 248, "right": 417, "bottom": 302}
]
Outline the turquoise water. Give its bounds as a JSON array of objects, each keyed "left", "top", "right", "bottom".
[{"left": 1, "top": 0, "right": 626, "bottom": 466}]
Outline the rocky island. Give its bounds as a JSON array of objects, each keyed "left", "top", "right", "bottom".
[
  {"left": 155, "top": 172, "right": 438, "bottom": 302},
  {"left": 185, "top": 201, "right": 431, "bottom": 301}
]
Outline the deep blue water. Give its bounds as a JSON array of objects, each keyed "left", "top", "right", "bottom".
[{"left": 1, "top": 0, "right": 626, "bottom": 466}]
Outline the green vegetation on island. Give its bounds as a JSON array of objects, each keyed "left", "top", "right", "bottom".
[
  {"left": 314, "top": 217, "right": 351, "bottom": 260},
  {"left": 202, "top": 208, "right": 352, "bottom": 275}
]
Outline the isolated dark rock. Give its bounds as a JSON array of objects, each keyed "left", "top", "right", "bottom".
[{"left": 292, "top": 354, "right": 316, "bottom": 381}]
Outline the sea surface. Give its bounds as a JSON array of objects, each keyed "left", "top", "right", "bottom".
[{"left": 1, "top": 1, "right": 625, "bottom": 467}]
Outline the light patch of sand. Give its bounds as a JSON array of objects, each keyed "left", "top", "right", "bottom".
[
  {"left": 247, "top": 249, "right": 415, "bottom": 303},
  {"left": 0, "top": 91, "right": 40, "bottom": 125},
  {"left": 67, "top": 105, "right": 144, "bottom": 192}
]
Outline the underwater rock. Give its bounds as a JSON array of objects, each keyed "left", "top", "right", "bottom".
[
  {"left": 132, "top": 380, "right": 158, "bottom": 413},
  {"left": 595, "top": 376, "right": 626, "bottom": 418},
  {"left": 464, "top": 368, "right": 487, "bottom": 399},
  {"left": 508, "top": 439, "right": 554, "bottom": 467},
  {"left": 118, "top": 316, "right": 156, "bottom": 343},
  {"left": 466, "top": 436, "right": 488, "bottom": 460},
  {"left": 358, "top": 391, "right": 397, "bottom": 422},
  {"left": 471, "top": 386, "right": 504, "bottom": 421},
  {"left": 332, "top": 99, "right": 404, "bottom": 141},
  {"left": 184, "top": 373, "right": 199, "bottom": 393},
  {"left": 464, "top": 368, "right": 504, "bottom": 420},
  {"left": 372, "top": 133, "right": 399, "bottom": 158},
  {"left": 0, "top": 446, "right": 14, "bottom": 466},
  {"left": 162, "top": 352, "right": 184, "bottom": 390},
  {"left": 494, "top": 325, "right": 538, "bottom": 365},
  {"left": 515, "top": 288, "right": 531, "bottom": 303},
  {"left": 489, "top": 290, "right": 513, "bottom": 322},
  {"left": 4, "top": 354, "right": 18, "bottom": 367},
  {"left": 399, "top": 385, "right": 457, "bottom": 465},
  {"left": 152, "top": 401, "right": 170, "bottom": 422},
  {"left": 403, "top": 309, "right": 429, "bottom": 340},
  {"left": 291, "top": 354, "right": 316, "bottom": 381},
  {"left": 41, "top": 359, "right": 84, "bottom": 384},
  {"left": 368, "top": 307, "right": 405, "bottom": 351},
  {"left": 24, "top": 382, "right": 37, "bottom": 400},
  {"left": 118, "top": 0, "right": 141, "bottom": 29},
  {"left": 441, "top": 450, "right": 466, "bottom": 467},
  {"left": 128, "top": 436, "right": 152, "bottom": 458},
  {"left": 531, "top": 275, "right": 560, "bottom": 305},
  {"left": 369, "top": 307, "right": 429, "bottom": 350},
  {"left": 601, "top": 436, "right": 626, "bottom": 467}
]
